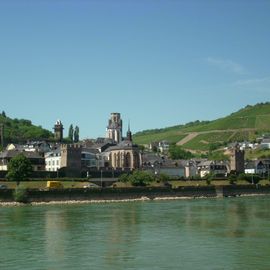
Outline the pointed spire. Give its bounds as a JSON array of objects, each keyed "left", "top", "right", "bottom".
[{"left": 127, "top": 120, "right": 132, "bottom": 142}]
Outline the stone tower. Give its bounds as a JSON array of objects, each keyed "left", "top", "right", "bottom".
[
  {"left": 106, "top": 113, "right": 123, "bottom": 143},
  {"left": 60, "top": 144, "right": 82, "bottom": 177},
  {"left": 54, "top": 120, "right": 64, "bottom": 142},
  {"left": 229, "top": 144, "right": 245, "bottom": 173}
]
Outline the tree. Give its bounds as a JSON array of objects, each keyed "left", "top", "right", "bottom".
[
  {"left": 1, "top": 111, "right": 6, "bottom": 118},
  {"left": 7, "top": 154, "right": 33, "bottom": 185},
  {"left": 129, "top": 170, "right": 155, "bottom": 186},
  {"left": 68, "top": 124, "right": 74, "bottom": 142},
  {"left": 169, "top": 144, "right": 194, "bottom": 160},
  {"left": 119, "top": 170, "right": 155, "bottom": 186},
  {"left": 74, "top": 126, "right": 79, "bottom": 143}
]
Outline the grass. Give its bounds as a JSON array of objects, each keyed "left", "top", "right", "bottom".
[
  {"left": 134, "top": 131, "right": 186, "bottom": 145},
  {"left": 1, "top": 179, "right": 269, "bottom": 189},
  {"left": 183, "top": 132, "right": 233, "bottom": 151},
  {"left": 245, "top": 149, "right": 270, "bottom": 160},
  {"left": 0, "top": 181, "right": 92, "bottom": 189}
]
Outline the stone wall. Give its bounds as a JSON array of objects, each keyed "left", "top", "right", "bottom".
[{"left": 1, "top": 185, "right": 270, "bottom": 203}]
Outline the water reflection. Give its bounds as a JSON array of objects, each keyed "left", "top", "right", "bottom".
[
  {"left": 45, "top": 209, "right": 68, "bottom": 266},
  {"left": 104, "top": 204, "right": 142, "bottom": 266}
]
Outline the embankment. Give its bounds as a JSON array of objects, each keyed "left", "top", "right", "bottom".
[{"left": 1, "top": 185, "right": 270, "bottom": 204}]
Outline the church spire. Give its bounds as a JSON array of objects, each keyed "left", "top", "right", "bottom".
[{"left": 126, "top": 120, "right": 132, "bottom": 142}]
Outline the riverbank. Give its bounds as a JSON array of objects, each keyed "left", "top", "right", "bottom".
[
  {"left": 1, "top": 193, "right": 269, "bottom": 207},
  {"left": 1, "top": 185, "right": 270, "bottom": 206}
]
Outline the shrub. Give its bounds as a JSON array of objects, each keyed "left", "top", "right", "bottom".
[{"left": 228, "top": 174, "right": 237, "bottom": 185}]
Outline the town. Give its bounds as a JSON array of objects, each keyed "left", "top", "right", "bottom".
[{"left": 0, "top": 112, "right": 270, "bottom": 187}]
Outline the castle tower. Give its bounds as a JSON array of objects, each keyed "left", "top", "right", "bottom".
[
  {"left": 229, "top": 144, "right": 245, "bottom": 173},
  {"left": 60, "top": 144, "right": 82, "bottom": 177},
  {"left": 54, "top": 120, "right": 64, "bottom": 142},
  {"left": 106, "top": 113, "right": 123, "bottom": 143}
]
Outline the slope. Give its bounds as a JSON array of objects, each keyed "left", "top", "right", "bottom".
[
  {"left": 0, "top": 112, "right": 53, "bottom": 145},
  {"left": 133, "top": 102, "right": 270, "bottom": 151}
]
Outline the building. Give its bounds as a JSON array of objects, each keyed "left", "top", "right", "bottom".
[
  {"left": 106, "top": 113, "right": 123, "bottom": 144},
  {"left": 261, "top": 139, "right": 270, "bottom": 149},
  {"left": 60, "top": 144, "right": 82, "bottom": 177},
  {"left": 6, "top": 141, "right": 51, "bottom": 154},
  {"left": 0, "top": 150, "right": 45, "bottom": 171},
  {"left": 197, "top": 160, "right": 228, "bottom": 178},
  {"left": 54, "top": 120, "right": 64, "bottom": 142},
  {"left": 184, "top": 160, "right": 198, "bottom": 178},
  {"left": 245, "top": 160, "right": 265, "bottom": 175},
  {"left": 45, "top": 148, "right": 61, "bottom": 172},
  {"left": 106, "top": 127, "right": 141, "bottom": 170},
  {"left": 81, "top": 148, "right": 99, "bottom": 169},
  {"left": 228, "top": 144, "right": 245, "bottom": 173}
]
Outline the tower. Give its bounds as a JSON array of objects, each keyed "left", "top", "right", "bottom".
[
  {"left": 54, "top": 120, "right": 64, "bottom": 142},
  {"left": 229, "top": 144, "right": 245, "bottom": 173},
  {"left": 106, "top": 113, "right": 123, "bottom": 143},
  {"left": 60, "top": 144, "right": 82, "bottom": 177}
]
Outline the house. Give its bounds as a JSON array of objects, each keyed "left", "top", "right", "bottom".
[
  {"left": 6, "top": 141, "right": 51, "bottom": 154},
  {"left": 0, "top": 150, "right": 45, "bottom": 171},
  {"left": 184, "top": 160, "right": 198, "bottom": 178},
  {"left": 158, "top": 159, "right": 185, "bottom": 178},
  {"left": 197, "top": 160, "right": 228, "bottom": 178},
  {"left": 158, "top": 141, "right": 170, "bottom": 153},
  {"left": 45, "top": 148, "right": 61, "bottom": 172},
  {"left": 245, "top": 160, "right": 268, "bottom": 175},
  {"left": 261, "top": 139, "right": 270, "bottom": 149}
]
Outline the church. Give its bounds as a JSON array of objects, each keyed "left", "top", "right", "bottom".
[{"left": 105, "top": 113, "right": 142, "bottom": 170}]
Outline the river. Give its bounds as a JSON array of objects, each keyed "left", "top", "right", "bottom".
[{"left": 0, "top": 196, "right": 270, "bottom": 270}]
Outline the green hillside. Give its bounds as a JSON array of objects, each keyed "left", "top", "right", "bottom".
[
  {"left": 0, "top": 112, "right": 53, "bottom": 145},
  {"left": 133, "top": 102, "right": 270, "bottom": 151}
]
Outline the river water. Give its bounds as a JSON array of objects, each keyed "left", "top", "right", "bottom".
[{"left": 0, "top": 196, "right": 270, "bottom": 270}]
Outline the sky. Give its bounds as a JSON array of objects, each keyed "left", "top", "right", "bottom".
[{"left": 0, "top": 0, "right": 270, "bottom": 139}]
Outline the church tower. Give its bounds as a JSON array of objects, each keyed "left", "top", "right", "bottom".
[
  {"left": 106, "top": 113, "right": 123, "bottom": 143},
  {"left": 54, "top": 120, "right": 64, "bottom": 142}
]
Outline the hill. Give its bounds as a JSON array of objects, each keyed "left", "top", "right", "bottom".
[
  {"left": 133, "top": 102, "right": 270, "bottom": 152},
  {"left": 0, "top": 111, "right": 53, "bottom": 146}
]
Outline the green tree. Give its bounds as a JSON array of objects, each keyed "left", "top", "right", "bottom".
[
  {"left": 68, "top": 124, "right": 74, "bottom": 142},
  {"left": 129, "top": 170, "right": 155, "bottom": 186},
  {"left": 74, "top": 126, "right": 79, "bottom": 142},
  {"left": 1, "top": 111, "right": 6, "bottom": 118},
  {"left": 169, "top": 144, "right": 194, "bottom": 160},
  {"left": 7, "top": 154, "right": 33, "bottom": 185}
]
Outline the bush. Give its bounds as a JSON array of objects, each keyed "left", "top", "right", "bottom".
[
  {"left": 156, "top": 173, "right": 170, "bottom": 182},
  {"left": 118, "top": 173, "right": 129, "bottom": 183},
  {"left": 13, "top": 187, "right": 28, "bottom": 203},
  {"left": 228, "top": 174, "right": 237, "bottom": 185}
]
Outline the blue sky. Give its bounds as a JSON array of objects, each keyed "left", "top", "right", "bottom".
[{"left": 0, "top": 0, "right": 269, "bottom": 139}]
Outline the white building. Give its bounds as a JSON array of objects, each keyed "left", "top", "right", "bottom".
[{"left": 45, "top": 149, "right": 61, "bottom": 172}]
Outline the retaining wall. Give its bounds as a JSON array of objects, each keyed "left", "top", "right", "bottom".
[{"left": 1, "top": 185, "right": 270, "bottom": 203}]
